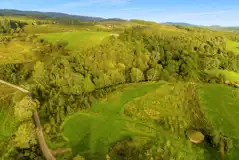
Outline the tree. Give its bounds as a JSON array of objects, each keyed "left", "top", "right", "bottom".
[
  {"left": 83, "top": 74, "right": 95, "bottom": 92},
  {"left": 14, "top": 122, "right": 37, "bottom": 149},
  {"left": 73, "top": 155, "right": 85, "bottom": 160},
  {"left": 146, "top": 67, "right": 162, "bottom": 81},
  {"left": 14, "top": 96, "right": 38, "bottom": 122},
  {"left": 93, "top": 73, "right": 112, "bottom": 89},
  {"left": 130, "top": 68, "right": 145, "bottom": 83},
  {"left": 32, "top": 61, "right": 45, "bottom": 82}
]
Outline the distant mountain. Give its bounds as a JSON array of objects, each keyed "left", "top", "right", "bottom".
[
  {"left": 101, "top": 18, "right": 127, "bottom": 22},
  {"left": 208, "top": 25, "right": 239, "bottom": 31},
  {"left": 162, "top": 22, "right": 197, "bottom": 26},
  {"left": 0, "top": 9, "right": 105, "bottom": 21}
]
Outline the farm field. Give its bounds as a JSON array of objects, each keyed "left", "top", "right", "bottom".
[
  {"left": 39, "top": 31, "right": 113, "bottom": 50},
  {"left": 226, "top": 39, "right": 239, "bottom": 54},
  {"left": 198, "top": 84, "right": 239, "bottom": 159}
]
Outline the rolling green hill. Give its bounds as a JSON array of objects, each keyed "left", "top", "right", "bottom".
[
  {"left": 1, "top": 10, "right": 239, "bottom": 160},
  {"left": 199, "top": 84, "right": 239, "bottom": 159}
]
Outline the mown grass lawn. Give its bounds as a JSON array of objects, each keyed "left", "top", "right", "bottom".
[
  {"left": 39, "top": 31, "right": 112, "bottom": 50},
  {"left": 198, "top": 84, "right": 239, "bottom": 159}
]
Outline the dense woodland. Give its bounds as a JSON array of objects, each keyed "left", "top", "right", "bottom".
[{"left": 0, "top": 13, "right": 239, "bottom": 159}]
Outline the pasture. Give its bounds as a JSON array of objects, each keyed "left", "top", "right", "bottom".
[
  {"left": 226, "top": 39, "right": 239, "bottom": 54},
  {"left": 62, "top": 82, "right": 219, "bottom": 159},
  {"left": 39, "top": 31, "right": 112, "bottom": 50},
  {"left": 198, "top": 84, "right": 239, "bottom": 159},
  {"left": 62, "top": 82, "right": 161, "bottom": 157}
]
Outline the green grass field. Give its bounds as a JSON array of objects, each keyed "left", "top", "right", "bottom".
[
  {"left": 226, "top": 39, "right": 239, "bottom": 54},
  {"left": 62, "top": 82, "right": 161, "bottom": 157},
  {"left": 0, "top": 41, "right": 36, "bottom": 64},
  {"left": 199, "top": 84, "right": 239, "bottom": 159},
  {"left": 39, "top": 31, "right": 112, "bottom": 50},
  {"left": 206, "top": 69, "right": 239, "bottom": 83},
  {"left": 62, "top": 82, "right": 220, "bottom": 159},
  {"left": 24, "top": 24, "right": 89, "bottom": 34}
]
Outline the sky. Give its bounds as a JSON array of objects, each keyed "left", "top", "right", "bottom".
[{"left": 1, "top": 0, "right": 239, "bottom": 26}]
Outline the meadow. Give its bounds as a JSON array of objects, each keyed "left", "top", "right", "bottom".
[
  {"left": 39, "top": 31, "right": 113, "bottom": 50},
  {"left": 198, "top": 84, "right": 239, "bottom": 159},
  {"left": 62, "top": 82, "right": 161, "bottom": 158},
  {"left": 0, "top": 41, "right": 36, "bottom": 64},
  {"left": 62, "top": 82, "right": 222, "bottom": 159},
  {"left": 226, "top": 39, "right": 239, "bottom": 54}
]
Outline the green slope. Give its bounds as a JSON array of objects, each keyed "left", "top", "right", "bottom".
[
  {"left": 226, "top": 39, "right": 239, "bottom": 54},
  {"left": 62, "top": 82, "right": 161, "bottom": 157},
  {"left": 39, "top": 31, "right": 112, "bottom": 50},
  {"left": 199, "top": 84, "right": 239, "bottom": 159}
]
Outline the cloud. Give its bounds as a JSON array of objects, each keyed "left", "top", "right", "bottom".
[{"left": 178, "top": 10, "right": 232, "bottom": 17}]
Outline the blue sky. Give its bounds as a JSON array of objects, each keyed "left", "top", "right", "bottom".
[{"left": 1, "top": 0, "right": 239, "bottom": 26}]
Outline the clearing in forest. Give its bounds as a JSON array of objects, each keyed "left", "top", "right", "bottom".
[
  {"left": 62, "top": 82, "right": 162, "bottom": 157},
  {"left": 39, "top": 31, "right": 112, "bottom": 50},
  {"left": 226, "top": 39, "right": 239, "bottom": 54},
  {"left": 62, "top": 82, "right": 220, "bottom": 159},
  {"left": 199, "top": 84, "right": 239, "bottom": 159}
]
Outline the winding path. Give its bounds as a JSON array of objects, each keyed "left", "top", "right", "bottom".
[{"left": 0, "top": 79, "right": 56, "bottom": 160}]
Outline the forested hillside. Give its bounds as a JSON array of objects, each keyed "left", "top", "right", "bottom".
[{"left": 0, "top": 13, "right": 239, "bottom": 160}]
